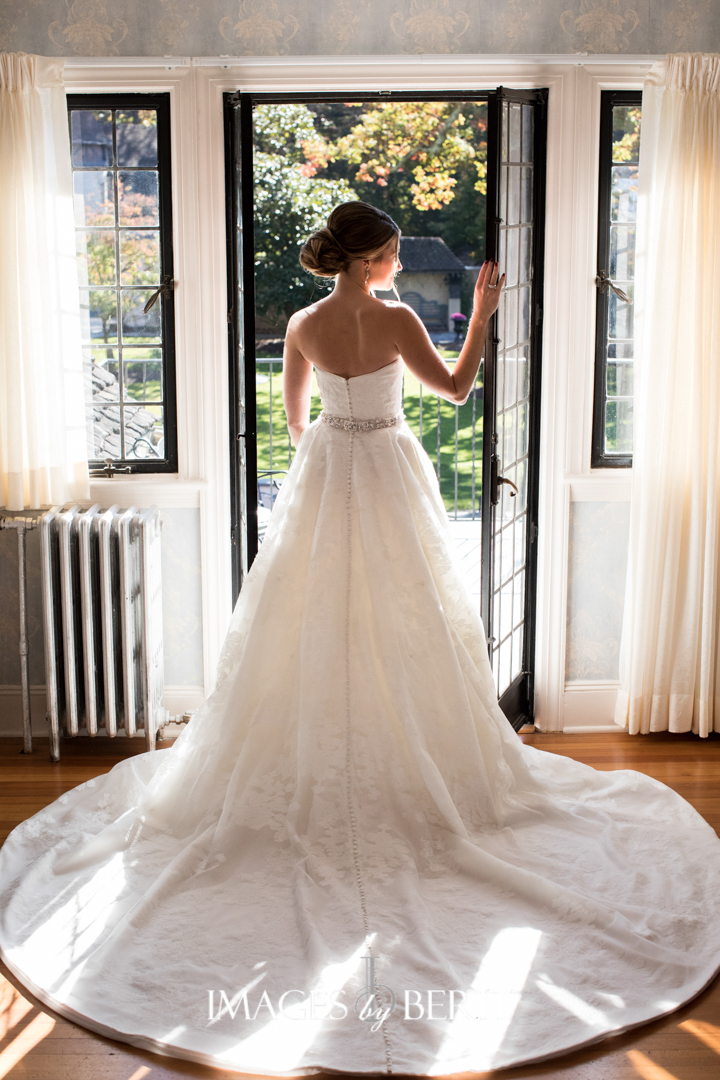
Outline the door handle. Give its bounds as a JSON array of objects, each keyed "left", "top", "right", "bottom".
[{"left": 490, "top": 455, "right": 518, "bottom": 505}]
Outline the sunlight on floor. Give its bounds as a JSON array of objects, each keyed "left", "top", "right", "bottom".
[
  {"left": 127, "top": 1068, "right": 152, "bottom": 1079},
  {"left": 626, "top": 1049, "right": 680, "bottom": 1080},
  {"left": 0, "top": 984, "right": 32, "bottom": 1040},
  {"left": 0, "top": 1009, "right": 55, "bottom": 1079},
  {"left": 679, "top": 1018, "right": 720, "bottom": 1053}
]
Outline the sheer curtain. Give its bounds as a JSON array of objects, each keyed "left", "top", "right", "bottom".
[
  {"left": 616, "top": 53, "right": 720, "bottom": 736},
  {"left": 0, "top": 52, "right": 88, "bottom": 511}
]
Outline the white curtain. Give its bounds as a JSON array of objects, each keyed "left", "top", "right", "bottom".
[
  {"left": 616, "top": 53, "right": 720, "bottom": 736},
  {"left": 0, "top": 52, "right": 88, "bottom": 511}
]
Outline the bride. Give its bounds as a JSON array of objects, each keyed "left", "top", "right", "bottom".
[{"left": 2, "top": 200, "right": 720, "bottom": 1078}]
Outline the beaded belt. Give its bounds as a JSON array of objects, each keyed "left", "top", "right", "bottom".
[{"left": 320, "top": 410, "right": 405, "bottom": 433}]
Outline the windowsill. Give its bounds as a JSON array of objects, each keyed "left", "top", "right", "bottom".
[{"left": 87, "top": 475, "right": 208, "bottom": 508}]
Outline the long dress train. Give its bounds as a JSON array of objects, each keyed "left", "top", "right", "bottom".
[{"left": 1, "top": 358, "right": 720, "bottom": 1076}]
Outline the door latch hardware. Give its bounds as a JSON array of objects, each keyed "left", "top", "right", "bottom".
[
  {"left": 490, "top": 454, "right": 518, "bottom": 505},
  {"left": 595, "top": 269, "right": 631, "bottom": 304}
]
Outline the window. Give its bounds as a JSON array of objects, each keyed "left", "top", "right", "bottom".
[
  {"left": 67, "top": 94, "right": 177, "bottom": 474},
  {"left": 592, "top": 90, "right": 641, "bottom": 468}
]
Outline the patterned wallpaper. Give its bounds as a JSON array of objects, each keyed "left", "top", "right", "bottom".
[
  {"left": 565, "top": 500, "right": 630, "bottom": 682},
  {"left": 0, "top": 0, "right": 718, "bottom": 56}
]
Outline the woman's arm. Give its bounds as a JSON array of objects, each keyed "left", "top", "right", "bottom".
[
  {"left": 283, "top": 315, "right": 314, "bottom": 446},
  {"left": 393, "top": 259, "right": 505, "bottom": 405}
]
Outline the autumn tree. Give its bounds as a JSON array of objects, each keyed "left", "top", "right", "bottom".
[
  {"left": 612, "top": 106, "right": 641, "bottom": 162},
  {"left": 337, "top": 101, "right": 486, "bottom": 210},
  {"left": 327, "top": 101, "right": 488, "bottom": 264},
  {"left": 253, "top": 104, "right": 356, "bottom": 326}
]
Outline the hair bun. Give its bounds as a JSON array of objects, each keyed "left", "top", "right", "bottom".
[
  {"left": 298, "top": 201, "right": 400, "bottom": 280},
  {"left": 299, "top": 227, "right": 347, "bottom": 278}
]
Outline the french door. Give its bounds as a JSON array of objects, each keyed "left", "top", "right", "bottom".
[
  {"left": 483, "top": 88, "right": 546, "bottom": 725},
  {"left": 224, "top": 88, "right": 546, "bottom": 727}
]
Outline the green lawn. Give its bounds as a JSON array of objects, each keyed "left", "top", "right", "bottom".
[{"left": 255, "top": 356, "right": 483, "bottom": 515}]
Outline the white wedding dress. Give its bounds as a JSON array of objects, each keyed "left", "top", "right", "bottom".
[{"left": 2, "top": 357, "right": 720, "bottom": 1077}]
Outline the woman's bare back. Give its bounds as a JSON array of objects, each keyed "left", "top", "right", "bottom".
[{"left": 288, "top": 292, "right": 404, "bottom": 380}]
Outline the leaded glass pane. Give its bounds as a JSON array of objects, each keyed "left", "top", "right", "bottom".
[
  {"left": 70, "top": 101, "right": 171, "bottom": 468},
  {"left": 87, "top": 350, "right": 120, "bottom": 402},
  {"left": 76, "top": 231, "right": 116, "bottom": 287},
  {"left": 607, "top": 359, "right": 634, "bottom": 397},
  {"left": 611, "top": 164, "right": 638, "bottom": 221},
  {"left": 521, "top": 167, "right": 532, "bottom": 223},
  {"left": 118, "top": 171, "right": 159, "bottom": 227},
  {"left": 608, "top": 284, "right": 634, "bottom": 340},
  {"left": 89, "top": 404, "right": 122, "bottom": 458},
  {"left": 506, "top": 226, "right": 519, "bottom": 287},
  {"left": 595, "top": 97, "right": 641, "bottom": 463},
  {"left": 81, "top": 289, "right": 118, "bottom": 344},
  {"left": 71, "top": 110, "right": 112, "bottom": 167},
  {"left": 73, "top": 171, "right": 114, "bottom": 226},
  {"left": 518, "top": 285, "right": 531, "bottom": 344},
  {"left": 121, "top": 289, "right": 161, "bottom": 342},
  {"left": 522, "top": 105, "right": 533, "bottom": 162},
  {"left": 123, "top": 354, "right": 163, "bottom": 402},
  {"left": 610, "top": 224, "right": 635, "bottom": 279},
  {"left": 500, "top": 578, "right": 513, "bottom": 640},
  {"left": 503, "top": 409, "right": 516, "bottom": 473},
  {"left": 505, "top": 287, "right": 518, "bottom": 349},
  {"left": 509, "top": 104, "right": 521, "bottom": 163},
  {"left": 513, "top": 568, "right": 525, "bottom": 629},
  {"left": 119, "top": 231, "right": 161, "bottom": 286},
  {"left": 116, "top": 110, "right": 158, "bottom": 167},
  {"left": 519, "top": 226, "right": 531, "bottom": 286},
  {"left": 124, "top": 404, "right": 163, "bottom": 459},
  {"left": 498, "top": 637, "right": 512, "bottom": 695},
  {"left": 507, "top": 167, "right": 521, "bottom": 226},
  {"left": 512, "top": 628, "right": 523, "bottom": 682},
  {"left": 504, "top": 350, "right": 517, "bottom": 410},
  {"left": 518, "top": 400, "right": 529, "bottom": 460}
]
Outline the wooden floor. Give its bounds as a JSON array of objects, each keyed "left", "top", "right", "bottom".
[{"left": 1, "top": 730, "right": 720, "bottom": 1080}]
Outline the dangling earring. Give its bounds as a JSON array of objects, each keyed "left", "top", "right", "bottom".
[{"left": 364, "top": 262, "right": 370, "bottom": 286}]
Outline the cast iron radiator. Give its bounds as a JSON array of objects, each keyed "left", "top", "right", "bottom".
[{"left": 40, "top": 504, "right": 164, "bottom": 761}]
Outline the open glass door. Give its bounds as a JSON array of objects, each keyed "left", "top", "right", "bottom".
[
  {"left": 482, "top": 88, "right": 547, "bottom": 726},
  {"left": 225, "top": 96, "right": 258, "bottom": 600},
  {"left": 225, "top": 89, "right": 546, "bottom": 726}
]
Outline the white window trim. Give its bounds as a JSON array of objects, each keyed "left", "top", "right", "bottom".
[{"left": 63, "top": 55, "right": 651, "bottom": 728}]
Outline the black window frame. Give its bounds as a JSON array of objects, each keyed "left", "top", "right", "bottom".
[
  {"left": 591, "top": 89, "right": 642, "bottom": 470},
  {"left": 67, "top": 92, "right": 178, "bottom": 475}
]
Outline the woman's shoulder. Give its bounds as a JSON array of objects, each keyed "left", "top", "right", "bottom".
[
  {"left": 287, "top": 298, "right": 328, "bottom": 335},
  {"left": 375, "top": 298, "right": 417, "bottom": 318},
  {"left": 374, "top": 298, "right": 424, "bottom": 329}
]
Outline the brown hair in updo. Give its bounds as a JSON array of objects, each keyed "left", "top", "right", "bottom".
[{"left": 299, "top": 201, "right": 400, "bottom": 278}]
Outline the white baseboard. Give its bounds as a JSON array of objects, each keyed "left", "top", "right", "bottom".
[
  {"left": 0, "top": 685, "right": 206, "bottom": 737},
  {"left": 562, "top": 724, "right": 622, "bottom": 733},
  {"left": 163, "top": 686, "right": 206, "bottom": 715},
  {"left": 562, "top": 681, "right": 623, "bottom": 733}
]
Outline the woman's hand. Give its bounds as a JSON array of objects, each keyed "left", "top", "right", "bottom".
[{"left": 471, "top": 259, "right": 505, "bottom": 325}]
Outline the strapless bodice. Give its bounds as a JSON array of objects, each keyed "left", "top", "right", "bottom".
[{"left": 314, "top": 358, "right": 404, "bottom": 420}]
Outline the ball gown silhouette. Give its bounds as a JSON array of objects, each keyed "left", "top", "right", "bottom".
[{"left": 1, "top": 358, "right": 720, "bottom": 1076}]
